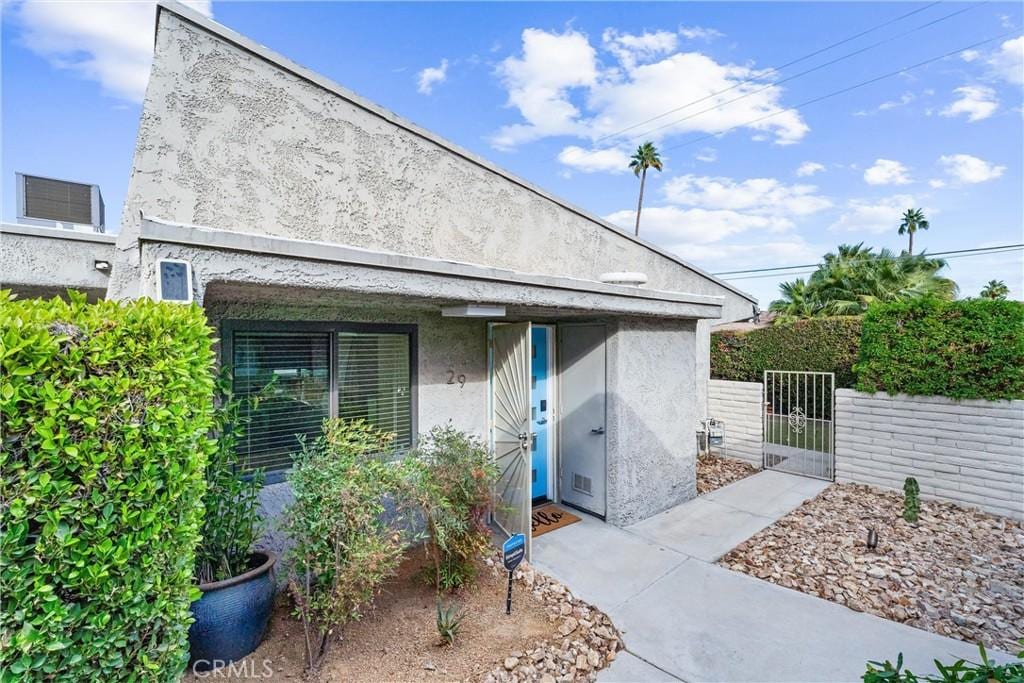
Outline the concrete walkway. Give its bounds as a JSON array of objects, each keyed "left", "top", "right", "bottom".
[{"left": 532, "top": 470, "right": 996, "bottom": 682}]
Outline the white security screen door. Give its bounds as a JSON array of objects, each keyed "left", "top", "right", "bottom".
[{"left": 489, "top": 322, "right": 532, "bottom": 556}]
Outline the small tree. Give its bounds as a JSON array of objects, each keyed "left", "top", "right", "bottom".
[
  {"left": 902, "top": 477, "right": 920, "bottom": 523},
  {"left": 283, "top": 419, "right": 413, "bottom": 670},
  {"left": 407, "top": 425, "right": 498, "bottom": 592}
]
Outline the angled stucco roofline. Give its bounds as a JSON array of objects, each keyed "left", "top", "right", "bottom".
[
  {"left": 138, "top": 215, "right": 726, "bottom": 310},
  {"left": 153, "top": 0, "right": 757, "bottom": 307}
]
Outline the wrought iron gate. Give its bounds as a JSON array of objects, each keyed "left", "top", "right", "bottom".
[{"left": 763, "top": 371, "right": 835, "bottom": 480}]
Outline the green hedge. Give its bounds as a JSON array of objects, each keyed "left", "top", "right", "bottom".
[
  {"left": 1, "top": 292, "right": 216, "bottom": 681},
  {"left": 856, "top": 298, "right": 1024, "bottom": 401},
  {"left": 711, "top": 317, "right": 862, "bottom": 387}
]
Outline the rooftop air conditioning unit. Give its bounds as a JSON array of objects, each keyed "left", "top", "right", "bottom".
[{"left": 16, "top": 172, "right": 105, "bottom": 232}]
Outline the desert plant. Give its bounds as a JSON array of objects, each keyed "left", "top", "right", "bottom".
[
  {"left": 282, "top": 419, "right": 414, "bottom": 670},
  {"left": 194, "top": 373, "right": 269, "bottom": 584},
  {"left": 902, "top": 477, "right": 920, "bottom": 523},
  {"left": 980, "top": 279, "right": 1010, "bottom": 300},
  {"left": 629, "top": 141, "right": 664, "bottom": 236},
  {"left": 407, "top": 425, "right": 499, "bottom": 592},
  {"left": 864, "top": 641, "right": 1024, "bottom": 682},
  {"left": 898, "top": 208, "right": 930, "bottom": 255},
  {"left": 435, "top": 601, "right": 466, "bottom": 647},
  {"left": 1, "top": 291, "right": 216, "bottom": 680}
]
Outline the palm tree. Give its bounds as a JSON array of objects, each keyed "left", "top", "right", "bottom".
[
  {"left": 980, "top": 279, "right": 1009, "bottom": 300},
  {"left": 629, "top": 142, "right": 663, "bottom": 236},
  {"left": 898, "top": 208, "right": 929, "bottom": 255},
  {"left": 770, "top": 243, "right": 958, "bottom": 320}
]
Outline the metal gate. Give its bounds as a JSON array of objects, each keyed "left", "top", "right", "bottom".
[{"left": 763, "top": 371, "right": 835, "bottom": 480}]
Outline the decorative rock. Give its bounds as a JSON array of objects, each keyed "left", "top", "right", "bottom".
[
  {"left": 558, "top": 617, "right": 578, "bottom": 637},
  {"left": 504, "top": 657, "right": 519, "bottom": 671}
]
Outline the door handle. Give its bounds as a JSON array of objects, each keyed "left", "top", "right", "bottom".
[
  {"left": 590, "top": 427, "right": 605, "bottom": 435},
  {"left": 537, "top": 417, "right": 548, "bottom": 425}
]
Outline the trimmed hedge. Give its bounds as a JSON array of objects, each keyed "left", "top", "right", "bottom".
[
  {"left": 1, "top": 292, "right": 216, "bottom": 681},
  {"left": 856, "top": 298, "right": 1024, "bottom": 401},
  {"left": 711, "top": 317, "right": 862, "bottom": 387}
]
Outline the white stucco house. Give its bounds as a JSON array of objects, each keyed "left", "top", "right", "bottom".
[{"left": 1, "top": 0, "right": 756, "bottom": 556}]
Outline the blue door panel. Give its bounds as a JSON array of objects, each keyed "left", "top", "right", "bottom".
[{"left": 530, "top": 327, "right": 549, "bottom": 499}]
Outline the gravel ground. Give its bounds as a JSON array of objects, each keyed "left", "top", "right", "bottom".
[
  {"left": 720, "top": 483, "right": 1024, "bottom": 653},
  {"left": 697, "top": 453, "right": 759, "bottom": 495}
]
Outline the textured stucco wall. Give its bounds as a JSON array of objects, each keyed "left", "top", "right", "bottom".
[
  {"left": 835, "top": 390, "right": 1024, "bottom": 520},
  {"left": 708, "top": 379, "right": 763, "bottom": 464},
  {"left": 605, "top": 318, "right": 698, "bottom": 526},
  {"left": 110, "top": 8, "right": 754, "bottom": 326},
  {"left": 1, "top": 226, "right": 114, "bottom": 299}
]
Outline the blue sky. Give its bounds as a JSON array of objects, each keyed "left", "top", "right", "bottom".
[{"left": 2, "top": 1, "right": 1022, "bottom": 305}]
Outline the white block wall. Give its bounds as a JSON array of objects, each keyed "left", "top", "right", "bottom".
[
  {"left": 707, "top": 379, "right": 763, "bottom": 465},
  {"left": 835, "top": 390, "right": 1024, "bottom": 520}
]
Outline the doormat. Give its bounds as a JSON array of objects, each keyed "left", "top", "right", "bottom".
[{"left": 531, "top": 504, "right": 581, "bottom": 537}]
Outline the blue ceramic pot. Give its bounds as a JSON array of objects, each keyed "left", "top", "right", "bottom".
[{"left": 188, "top": 551, "right": 276, "bottom": 672}]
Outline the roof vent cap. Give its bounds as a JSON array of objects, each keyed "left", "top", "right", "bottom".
[{"left": 599, "top": 271, "right": 648, "bottom": 287}]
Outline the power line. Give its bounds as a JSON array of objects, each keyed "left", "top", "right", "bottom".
[
  {"left": 713, "top": 243, "right": 1024, "bottom": 276},
  {"left": 718, "top": 245, "right": 1024, "bottom": 281},
  {"left": 590, "top": 1, "right": 943, "bottom": 146},
  {"left": 657, "top": 30, "right": 1016, "bottom": 155},
  {"left": 625, "top": 2, "right": 984, "bottom": 143}
]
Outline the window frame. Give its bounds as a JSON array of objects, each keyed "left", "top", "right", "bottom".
[{"left": 220, "top": 319, "right": 418, "bottom": 484}]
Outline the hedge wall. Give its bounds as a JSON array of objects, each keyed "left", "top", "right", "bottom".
[
  {"left": 856, "top": 298, "right": 1024, "bottom": 401},
  {"left": 711, "top": 316, "right": 862, "bottom": 387},
  {"left": 1, "top": 292, "right": 216, "bottom": 681}
]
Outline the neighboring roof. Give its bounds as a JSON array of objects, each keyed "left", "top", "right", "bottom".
[
  {"left": 712, "top": 310, "right": 776, "bottom": 332},
  {"left": 154, "top": 0, "right": 757, "bottom": 307}
]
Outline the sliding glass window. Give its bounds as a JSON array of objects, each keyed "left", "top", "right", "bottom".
[{"left": 225, "top": 322, "right": 416, "bottom": 478}]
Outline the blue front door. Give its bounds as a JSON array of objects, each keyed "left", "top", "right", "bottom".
[{"left": 530, "top": 327, "right": 550, "bottom": 500}]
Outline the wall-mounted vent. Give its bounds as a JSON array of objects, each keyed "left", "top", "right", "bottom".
[
  {"left": 572, "top": 472, "right": 592, "bottom": 496},
  {"left": 16, "top": 173, "right": 104, "bottom": 232}
]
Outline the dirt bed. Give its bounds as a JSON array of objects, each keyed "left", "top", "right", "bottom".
[
  {"left": 697, "top": 453, "right": 759, "bottom": 494},
  {"left": 186, "top": 552, "right": 622, "bottom": 681},
  {"left": 719, "top": 483, "right": 1024, "bottom": 652}
]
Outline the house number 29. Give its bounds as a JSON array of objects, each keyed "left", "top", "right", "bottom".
[{"left": 446, "top": 370, "right": 466, "bottom": 388}]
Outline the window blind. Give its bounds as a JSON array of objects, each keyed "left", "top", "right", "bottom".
[
  {"left": 230, "top": 325, "right": 414, "bottom": 474},
  {"left": 232, "top": 331, "right": 331, "bottom": 472},
  {"left": 337, "top": 332, "right": 413, "bottom": 448}
]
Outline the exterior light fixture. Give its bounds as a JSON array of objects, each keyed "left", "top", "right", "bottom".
[
  {"left": 866, "top": 528, "right": 879, "bottom": 550},
  {"left": 441, "top": 304, "right": 506, "bottom": 318},
  {"left": 598, "top": 271, "right": 647, "bottom": 287},
  {"left": 94, "top": 260, "right": 111, "bottom": 272}
]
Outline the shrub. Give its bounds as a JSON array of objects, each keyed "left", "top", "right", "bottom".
[
  {"left": 1, "top": 291, "right": 216, "bottom": 681},
  {"left": 194, "top": 373, "right": 267, "bottom": 585},
  {"left": 864, "top": 641, "right": 1024, "bottom": 682},
  {"left": 711, "top": 317, "right": 862, "bottom": 387},
  {"left": 282, "top": 419, "right": 414, "bottom": 670},
  {"left": 856, "top": 298, "right": 1024, "bottom": 401},
  {"left": 407, "top": 425, "right": 498, "bottom": 593},
  {"left": 902, "top": 477, "right": 920, "bottom": 523}
]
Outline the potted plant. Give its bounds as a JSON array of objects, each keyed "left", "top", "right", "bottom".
[{"left": 188, "top": 382, "right": 275, "bottom": 671}]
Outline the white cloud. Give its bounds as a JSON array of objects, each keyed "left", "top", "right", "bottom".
[
  {"left": 989, "top": 36, "right": 1024, "bottom": 85},
  {"left": 695, "top": 147, "right": 718, "bottom": 163},
  {"left": 416, "top": 58, "right": 449, "bottom": 95},
  {"left": 829, "top": 194, "right": 920, "bottom": 234},
  {"left": 960, "top": 49, "right": 980, "bottom": 63},
  {"left": 602, "top": 28, "right": 677, "bottom": 69},
  {"left": 663, "top": 174, "right": 832, "bottom": 218},
  {"left": 678, "top": 25, "right": 725, "bottom": 42},
  {"left": 863, "top": 159, "right": 912, "bottom": 186},
  {"left": 937, "top": 154, "right": 1006, "bottom": 184},
  {"left": 12, "top": 0, "right": 212, "bottom": 103},
  {"left": 492, "top": 28, "right": 598, "bottom": 149},
  {"left": 941, "top": 85, "right": 999, "bottom": 122},
  {"left": 493, "top": 27, "right": 808, "bottom": 152},
  {"left": 604, "top": 206, "right": 791, "bottom": 244},
  {"left": 796, "top": 161, "right": 825, "bottom": 177},
  {"left": 557, "top": 146, "right": 631, "bottom": 173}
]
